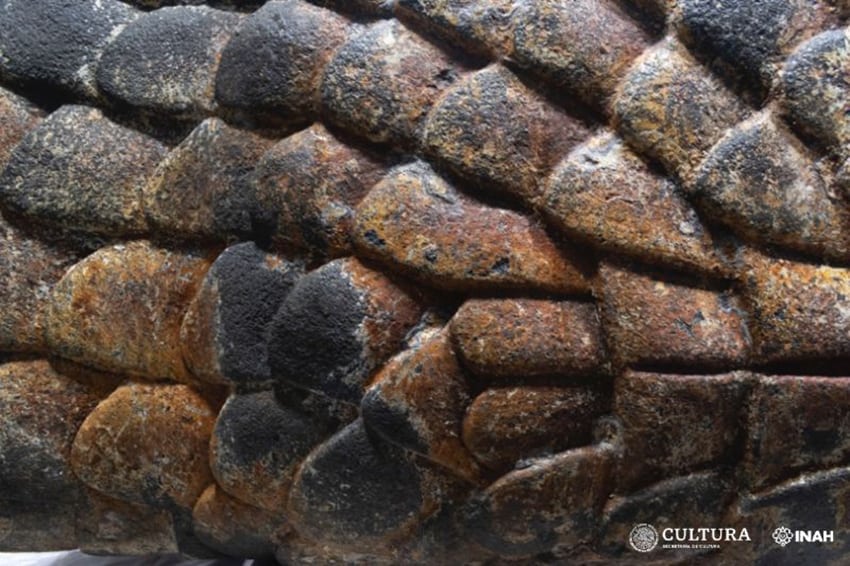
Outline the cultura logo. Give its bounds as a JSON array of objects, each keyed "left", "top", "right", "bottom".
[
  {"left": 773, "top": 526, "right": 793, "bottom": 547},
  {"left": 629, "top": 523, "right": 659, "bottom": 553}
]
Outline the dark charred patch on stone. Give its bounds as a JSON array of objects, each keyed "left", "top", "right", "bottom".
[
  {"left": 215, "top": 0, "right": 349, "bottom": 121},
  {"left": 287, "top": 419, "right": 425, "bottom": 552},
  {"left": 320, "top": 20, "right": 462, "bottom": 149},
  {"left": 361, "top": 328, "right": 481, "bottom": 483},
  {"left": 0, "top": 0, "right": 138, "bottom": 100},
  {"left": 0, "top": 105, "right": 166, "bottom": 237},
  {"left": 211, "top": 390, "right": 333, "bottom": 512},
  {"left": 678, "top": 0, "right": 831, "bottom": 98},
  {"left": 97, "top": 6, "right": 241, "bottom": 117},
  {"left": 267, "top": 260, "right": 368, "bottom": 401}
]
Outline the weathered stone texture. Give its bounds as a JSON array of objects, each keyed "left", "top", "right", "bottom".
[
  {"left": 267, "top": 257, "right": 423, "bottom": 402},
  {"left": 180, "top": 242, "right": 302, "bottom": 386},
  {"left": 47, "top": 241, "right": 211, "bottom": 382},
  {"left": 354, "top": 161, "right": 590, "bottom": 294},
  {"left": 144, "top": 118, "right": 274, "bottom": 240},
  {"left": 451, "top": 298, "right": 605, "bottom": 379},
  {"left": 71, "top": 382, "right": 216, "bottom": 509},
  {"left": 97, "top": 6, "right": 241, "bottom": 116},
  {"left": 0, "top": 86, "right": 42, "bottom": 170},
  {"left": 252, "top": 123, "right": 386, "bottom": 258},
  {"left": 0, "top": 105, "right": 167, "bottom": 237}
]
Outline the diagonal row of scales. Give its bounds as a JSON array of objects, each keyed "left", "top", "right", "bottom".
[{"left": 0, "top": 0, "right": 849, "bottom": 563}]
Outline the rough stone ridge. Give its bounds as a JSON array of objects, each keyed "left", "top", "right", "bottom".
[{"left": 1, "top": 0, "right": 849, "bottom": 563}]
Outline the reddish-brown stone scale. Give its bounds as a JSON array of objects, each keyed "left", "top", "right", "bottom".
[
  {"left": 742, "top": 252, "right": 850, "bottom": 364},
  {"left": 320, "top": 20, "right": 463, "bottom": 149},
  {"left": 192, "top": 484, "right": 284, "bottom": 559},
  {"left": 252, "top": 124, "right": 387, "bottom": 259},
  {"left": 613, "top": 371, "right": 751, "bottom": 491},
  {"left": 424, "top": 64, "right": 589, "bottom": 204},
  {"left": 47, "top": 241, "right": 212, "bottom": 382},
  {"left": 362, "top": 327, "right": 482, "bottom": 483},
  {"left": 71, "top": 382, "right": 216, "bottom": 510},
  {"left": 0, "top": 87, "right": 42, "bottom": 169},
  {"left": 450, "top": 298, "right": 605, "bottom": 379},
  {"left": 613, "top": 38, "right": 749, "bottom": 181},
  {"left": 0, "top": 216, "right": 80, "bottom": 353},
  {"left": 542, "top": 132, "right": 728, "bottom": 275},
  {"left": 599, "top": 262, "right": 751, "bottom": 370},
  {"left": 744, "top": 376, "right": 850, "bottom": 491},
  {"left": 512, "top": 0, "right": 650, "bottom": 114},
  {"left": 144, "top": 117, "right": 275, "bottom": 240},
  {"left": 354, "top": 161, "right": 590, "bottom": 294},
  {"left": 462, "top": 385, "right": 609, "bottom": 473},
  {"left": 464, "top": 445, "right": 614, "bottom": 558}
]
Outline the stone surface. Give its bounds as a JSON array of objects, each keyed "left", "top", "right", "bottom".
[
  {"left": 423, "top": 64, "right": 589, "bottom": 203},
  {"left": 361, "top": 328, "right": 481, "bottom": 483},
  {"left": 394, "top": 0, "right": 514, "bottom": 57},
  {"left": 782, "top": 28, "right": 850, "bottom": 154},
  {"left": 0, "top": 105, "right": 167, "bottom": 236},
  {"left": 76, "top": 488, "right": 179, "bottom": 555},
  {"left": 306, "top": 0, "right": 394, "bottom": 17},
  {"left": 144, "top": 118, "right": 274, "bottom": 240},
  {"left": 0, "top": 215, "right": 80, "bottom": 353},
  {"left": 677, "top": 0, "right": 834, "bottom": 95},
  {"left": 267, "top": 257, "right": 423, "bottom": 403},
  {"left": 542, "top": 132, "right": 726, "bottom": 274},
  {"left": 0, "top": 500, "right": 76, "bottom": 552},
  {"left": 0, "top": 0, "right": 138, "bottom": 99},
  {"left": 210, "top": 390, "right": 337, "bottom": 512},
  {"left": 320, "top": 19, "right": 461, "bottom": 148},
  {"left": 71, "top": 382, "right": 216, "bottom": 509},
  {"left": 0, "top": 360, "right": 102, "bottom": 504},
  {"left": 614, "top": 38, "right": 749, "bottom": 180},
  {"left": 97, "top": 6, "right": 241, "bottom": 116},
  {"left": 0, "top": 86, "right": 42, "bottom": 170},
  {"left": 47, "top": 241, "right": 211, "bottom": 382},
  {"left": 287, "top": 418, "right": 454, "bottom": 556},
  {"left": 725, "top": 466, "right": 850, "bottom": 564},
  {"left": 613, "top": 371, "right": 751, "bottom": 491},
  {"left": 354, "top": 161, "right": 590, "bottom": 294},
  {"left": 181, "top": 242, "right": 302, "bottom": 386},
  {"left": 252, "top": 124, "right": 386, "bottom": 258},
  {"left": 215, "top": 0, "right": 349, "bottom": 120},
  {"left": 463, "top": 445, "right": 614, "bottom": 558},
  {"left": 512, "top": 0, "right": 650, "bottom": 113},
  {"left": 462, "top": 385, "right": 609, "bottom": 473},
  {"left": 192, "top": 484, "right": 282, "bottom": 558},
  {"left": 693, "top": 112, "right": 850, "bottom": 261},
  {"left": 742, "top": 253, "right": 850, "bottom": 365},
  {"left": 450, "top": 298, "right": 605, "bottom": 379},
  {"left": 599, "top": 471, "right": 734, "bottom": 559},
  {"left": 744, "top": 376, "right": 850, "bottom": 491},
  {"left": 599, "top": 262, "right": 751, "bottom": 370}
]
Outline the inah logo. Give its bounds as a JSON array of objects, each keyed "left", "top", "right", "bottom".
[
  {"left": 773, "top": 526, "right": 793, "bottom": 547},
  {"left": 629, "top": 523, "right": 659, "bottom": 552}
]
